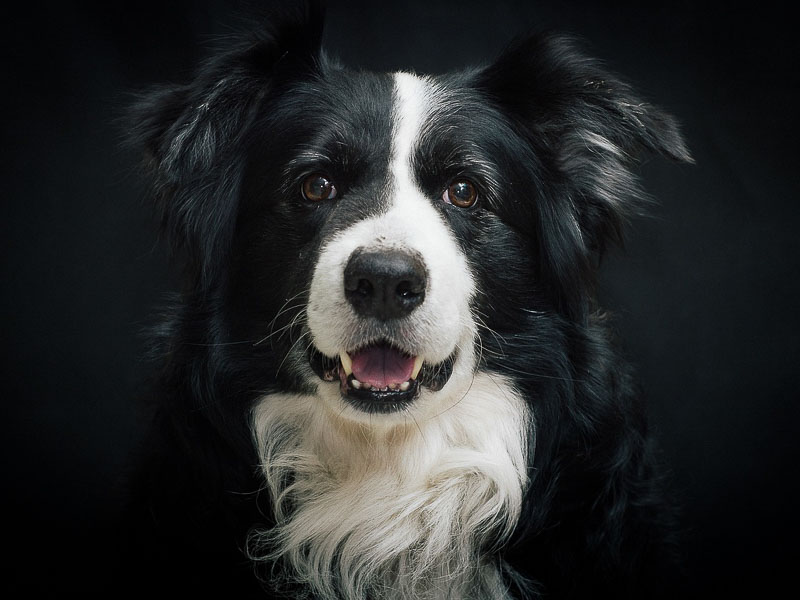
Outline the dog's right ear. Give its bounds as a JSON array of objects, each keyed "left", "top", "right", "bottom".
[{"left": 127, "top": 1, "right": 325, "bottom": 284}]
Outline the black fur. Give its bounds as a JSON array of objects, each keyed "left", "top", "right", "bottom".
[{"left": 121, "top": 2, "right": 691, "bottom": 598}]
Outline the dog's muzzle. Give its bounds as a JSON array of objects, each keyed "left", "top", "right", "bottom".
[{"left": 308, "top": 247, "right": 456, "bottom": 413}]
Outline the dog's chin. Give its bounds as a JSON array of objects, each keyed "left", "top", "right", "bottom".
[{"left": 308, "top": 343, "right": 456, "bottom": 414}]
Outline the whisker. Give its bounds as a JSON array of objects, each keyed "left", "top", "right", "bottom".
[
  {"left": 497, "top": 364, "right": 585, "bottom": 384},
  {"left": 255, "top": 287, "right": 311, "bottom": 348},
  {"left": 269, "top": 290, "right": 308, "bottom": 326},
  {"left": 472, "top": 310, "right": 508, "bottom": 356},
  {"left": 282, "top": 309, "right": 309, "bottom": 345},
  {"left": 403, "top": 405, "right": 426, "bottom": 442},
  {"left": 426, "top": 342, "right": 477, "bottom": 421},
  {"left": 254, "top": 293, "right": 310, "bottom": 347},
  {"left": 184, "top": 339, "right": 261, "bottom": 347},
  {"left": 275, "top": 330, "right": 311, "bottom": 378}
]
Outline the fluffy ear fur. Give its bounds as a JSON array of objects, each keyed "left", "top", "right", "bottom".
[
  {"left": 127, "top": 1, "right": 325, "bottom": 285},
  {"left": 477, "top": 33, "right": 692, "bottom": 319}
]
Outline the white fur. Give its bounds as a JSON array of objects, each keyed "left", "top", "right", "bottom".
[
  {"left": 249, "top": 73, "right": 531, "bottom": 599},
  {"left": 250, "top": 373, "right": 530, "bottom": 600}
]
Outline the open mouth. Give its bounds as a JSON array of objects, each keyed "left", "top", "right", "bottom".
[{"left": 308, "top": 341, "right": 455, "bottom": 413}]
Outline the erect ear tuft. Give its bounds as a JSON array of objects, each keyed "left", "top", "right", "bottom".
[{"left": 126, "top": 1, "right": 326, "bottom": 285}]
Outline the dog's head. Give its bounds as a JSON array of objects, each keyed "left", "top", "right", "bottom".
[{"left": 130, "top": 3, "right": 690, "bottom": 424}]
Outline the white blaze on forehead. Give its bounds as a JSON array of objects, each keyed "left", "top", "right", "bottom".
[{"left": 390, "top": 71, "right": 432, "bottom": 186}]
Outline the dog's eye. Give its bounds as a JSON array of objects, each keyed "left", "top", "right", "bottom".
[
  {"left": 443, "top": 180, "right": 477, "bottom": 208},
  {"left": 301, "top": 174, "right": 338, "bottom": 202}
]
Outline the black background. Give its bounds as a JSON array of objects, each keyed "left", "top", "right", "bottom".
[{"left": 4, "top": 0, "right": 798, "bottom": 596}]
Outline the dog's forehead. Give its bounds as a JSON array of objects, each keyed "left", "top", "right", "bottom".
[
  {"left": 307, "top": 68, "right": 468, "bottom": 155},
  {"left": 319, "top": 68, "right": 395, "bottom": 129}
]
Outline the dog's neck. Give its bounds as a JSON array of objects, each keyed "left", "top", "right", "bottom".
[{"left": 250, "top": 372, "right": 530, "bottom": 599}]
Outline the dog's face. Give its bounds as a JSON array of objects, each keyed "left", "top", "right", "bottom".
[
  {"left": 248, "top": 71, "right": 483, "bottom": 422},
  {"left": 247, "top": 69, "right": 532, "bottom": 423},
  {"left": 233, "top": 65, "right": 552, "bottom": 424},
  {"left": 132, "top": 13, "right": 688, "bottom": 428}
]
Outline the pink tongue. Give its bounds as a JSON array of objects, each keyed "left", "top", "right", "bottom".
[{"left": 350, "top": 344, "right": 415, "bottom": 388}]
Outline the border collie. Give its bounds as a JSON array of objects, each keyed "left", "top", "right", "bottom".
[{"left": 124, "top": 2, "right": 691, "bottom": 598}]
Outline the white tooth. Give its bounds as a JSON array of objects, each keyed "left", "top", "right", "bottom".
[
  {"left": 399, "top": 381, "right": 410, "bottom": 391},
  {"left": 340, "top": 351, "right": 353, "bottom": 376},
  {"left": 411, "top": 356, "right": 424, "bottom": 380},
  {"left": 351, "top": 379, "right": 362, "bottom": 389}
]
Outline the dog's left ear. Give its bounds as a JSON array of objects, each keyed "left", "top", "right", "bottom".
[
  {"left": 127, "top": 1, "right": 326, "bottom": 286},
  {"left": 477, "top": 33, "right": 692, "bottom": 316}
]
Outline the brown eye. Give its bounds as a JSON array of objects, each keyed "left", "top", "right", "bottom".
[
  {"left": 443, "top": 179, "right": 477, "bottom": 208},
  {"left": 301, "top": 174, "right": 338, "bottom": 202}
]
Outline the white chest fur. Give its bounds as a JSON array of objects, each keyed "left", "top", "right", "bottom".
[{"left": 249, "top": 372, "right": 530, "bottom": 600}]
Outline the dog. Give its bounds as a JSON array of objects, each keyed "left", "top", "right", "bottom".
[{"left": 122, "top": 2, "right": 691, "bottom": 598}]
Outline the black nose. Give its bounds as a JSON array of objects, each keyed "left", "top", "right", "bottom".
[{"left": 344, "top": 248, "right": 427, "bottom": 320}]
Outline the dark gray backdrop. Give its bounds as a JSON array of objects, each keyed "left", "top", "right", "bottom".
[{"left": 4, "top": 0, "right": 798, "bottom": 595}]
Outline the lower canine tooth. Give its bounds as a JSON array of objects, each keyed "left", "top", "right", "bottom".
[
  {"left": 351, "top": 379, "right": 362, "bottom": 389},
  {"left": 340, "top": 351, "right": 353, "bottom": 376},
  {"left": 411, "top": 356, "right": 424, "bottom": 380},
  {"left": 399, "top": 381, "right": 410, "bottom": 391}
]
